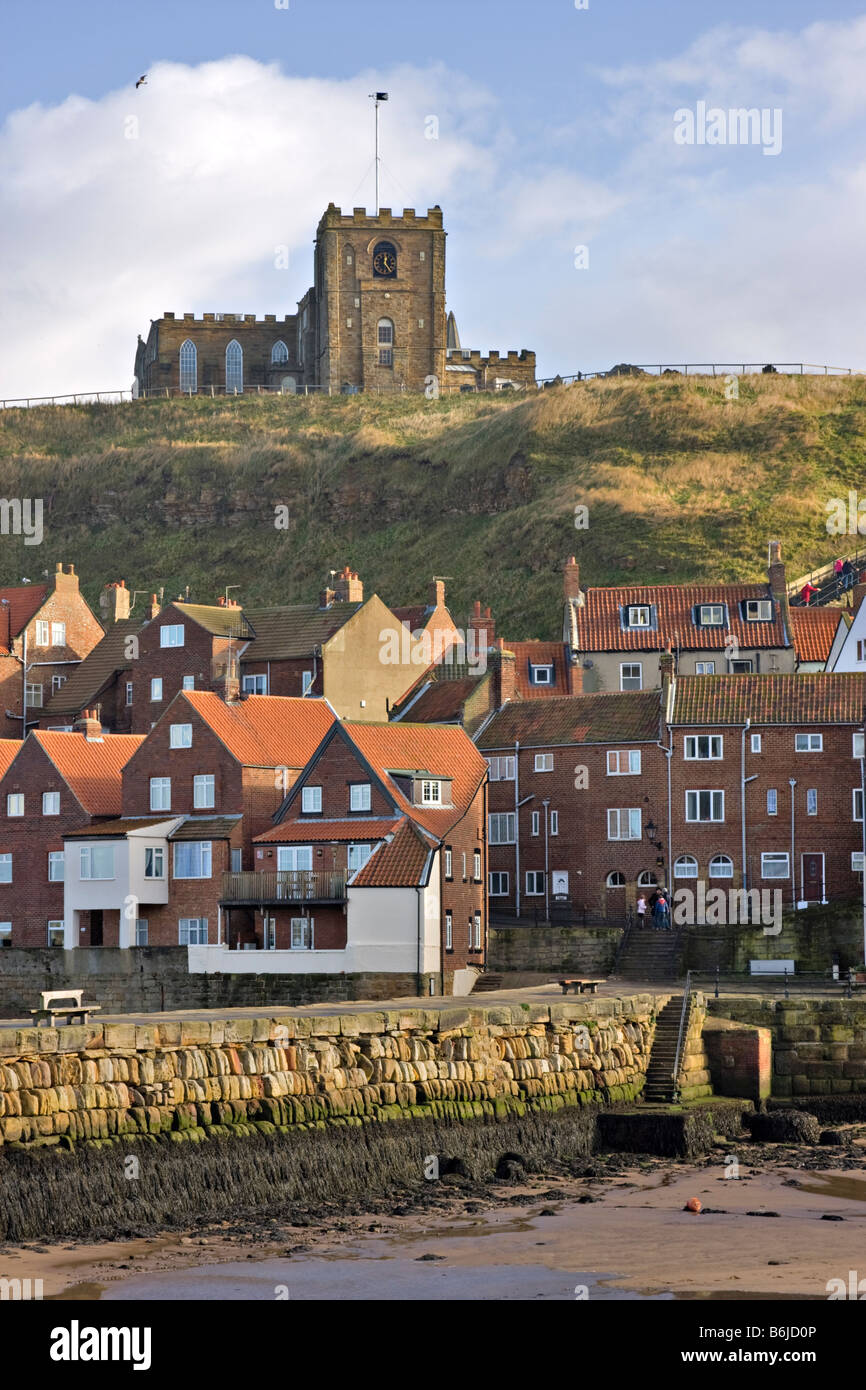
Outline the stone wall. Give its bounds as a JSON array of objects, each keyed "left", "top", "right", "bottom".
[
  {"left": 0, "top": 995, "right": 661, "bottom": 1150},
  {"left": 487, "top": 926, "right": 621, "bottom": 977},
  {"left": 708, "top": 996, "right": 866, "bottom": 1098},
  {"left": 683, "top": 906, "right": 863, "bottom": 974}
]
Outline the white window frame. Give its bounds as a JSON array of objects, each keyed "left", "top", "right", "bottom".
[
  {"left": 627, "top": 605, "right": 651, "bottom": 628},
  {"left": 745, "top": 599, "right": 773, "bottom": 621},
  {"left": 709, "top": 854, "right": 734, "bottom": 879},
  {"left": 525, "top": 870, "right": 545, "bottom": 896},
  {"left": 730, "top": 659, "right": 754, "bottom": 674},
  {"left": 169, "top": 723, "right": 192, "bottom": 749},
  {"left": 605, "top": 871, "right": 626, "bottom": 888},
  {"left": 126, "top": 681, "right": 133, "bottom": 706},
  {"left": 242, "top": 674, "right": 267, "bottom": 695},
  {"left": 674, "top": 855, "right": 698, "bottom": 879},
  {"left": 486, "top": 755, "right": 515, "bottom": 782},
  {"left": 761, "top": 852, "right": 790, "bottom": 879},
  {"left": 637, "top": 871, "right": 658, "bottom": 889},
  {"left": 144, "top": 846, "right": 165, "bottom": 879},
  {"left": 179, "top": 917, "right": 208, "bottom": 945},
  {"left": 160, "top": 625, "right": 185, "bottom": 648},
  {"left": 150, "top": 678, "right": 163, "bottom": 702},
  {"left": 620, "top": 663, "right": 642, "bottom": 691},
  {"left": 685, "top": 790, "right": 725, "bottom": 822},
  {"left": 767, "top": 788, "right": 778, "bottom": 816},
  {"left": 173, "top": 841, "right": 212, "bottom": 880},
  {"left": 35, "top": 620, "right": 49, "bottom": 646},
  {"left": 607, "top": 808, "right": 641, "bottom": 841},
  {"left": 534, "top": 753, "right": 553, "bottom": 772},
  {"left": 421, "top": 780, "right": 441, "bottom": 804},
  {"left": 80, "top": 844, "right": 115, "bottom": 880},
  {"left": 684, "top": 735, "right": 723, "bottom": 761},
  {"left": 193, "top": 775, "right": 215, "bottom": 809},
  {"left": 751, "top": 733, "right": 762, "bottom": 753},
  {"left": 42, "top": 791, "right": 60, "bottom": 815},
  {"left": 6, "top": 794, "right": 23, "bottom": 817},
  {"left": 854, "top": 732, "right": 865, "bottom": 759},
  {"left": 47, "top": 851, "right": 64, "bottom": 882},
  {"left": 473, "top": 848, "right": 482, "bottom": 879},
  {"left": 301, "top": 785, "right": 323, "bottom": 814},
  {"left": 301, "top": 670, "right": 314, "bottom": 695},
  {"left": 806, "top": 787, "right": 818, "bottom": 816},
  {"left": 488, "top": 813, "right": 516, "bottom": 845},
  {"left": 25, "top": 682, "right": 43, "bottom": 708},
  {"left": 854, "top": 788, "right": 863, "bottom": 823},
  {"left": 444, "top": 847, "right": 452, "bottom": 877},
  {"left": 349, "top": 783, "right": 371, "bottom": 812},
  {"left": 51, "top": 622, "right": 66, "bottom": 647},
  {"left": 695, "top": 661, "right": 715, "bottom": 675},
  {"left": 530, "top": 665, "right": 554, "bottom": 686},
  {"left": 607, "top": 749, "right": 641, "bottom": 776},
  {"left": 531, "top": 811, "right": 540, "bottom": 836},
  {"left": 550, "top": 811, "right": 559, "bottom": 836},
  {"left": 488, "top": 871, "right": 509, "bottom": 896},
  {"left": 0, "top": 853, "right": 11, "bottom": 883},
  {"left": 135, "top": 919, "right": 149, "bottom": 946},
  {"left": 795, "top": 733, "right": 823, "bottom": 752},
  {"left": 445, "top": 910, "right": 453, "bottom": 949},
  {"left": 698, "top": 604, "right": 724, "bottom": 626},
  {"left": 179, "top": 338, "right": 197, "bottom": 392},
  {"left": 347, "top": 844, "right": 372, "bottom": 875},
  {"left": 226, "top": 339, "right": 243, "bottom": 393},
  {"left": 47, "top": 921, "right": 64, "bottom": 947},
  {"left": 473, "top": 912, "right": 482, "bottom": 950},
  {"left": 150, "top": 777, "right": 171, "bottom": 812},
  {"left": 289, "top": 916, "right": 313, "bottom": 951}
]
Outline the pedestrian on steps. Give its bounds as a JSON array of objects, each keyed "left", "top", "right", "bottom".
[{"left": 636, "top": 894, "right": 647, "bottom": 928}]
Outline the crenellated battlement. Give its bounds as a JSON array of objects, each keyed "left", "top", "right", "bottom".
[
  {"left": 162, "top": 313, "right": 299, "bottom": 325},
  {"left": 318, "top": 202, "right": 444, "bottom": 230},
  {"left": 447, "top": 348, "right": 536, "bottom": 365}
]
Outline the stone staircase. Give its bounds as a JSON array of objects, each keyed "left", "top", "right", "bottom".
[
  {"left": 643, "top": 993, "right": 690, "bottom": 1103},
  {"left": 472, "top": 972, "right": 503, "bottom": 993},
  {"left": 614, "top": 927, "right": 684, "bottom": 982}
]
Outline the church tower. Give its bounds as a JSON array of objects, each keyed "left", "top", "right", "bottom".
[{"left": 309, "top": 204, "right": 447, "bottom": 393}]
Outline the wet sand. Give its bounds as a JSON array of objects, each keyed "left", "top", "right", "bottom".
[{"left": 8, "top": 1158, "right": 865, "bottom": 1302}]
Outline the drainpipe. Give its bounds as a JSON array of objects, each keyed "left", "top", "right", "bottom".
[
  {"left": 514, "top": 740, "right": 520, "bottom": 916},
  {"left": 542, "top": 798, "right": 550, "bottom": 921},
  {"left": 789, "top": 778, "right": 797, "bottom": 913},
  {"left": 860, "top": 731, "right": 866, "bottom": 966},
  {"left": 740, "top": 718, "right": 751, "bottom": 890}
]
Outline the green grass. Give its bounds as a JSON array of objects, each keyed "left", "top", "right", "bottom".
[{"left": 1, "top": 372, "right": 864, "bottom": 637}]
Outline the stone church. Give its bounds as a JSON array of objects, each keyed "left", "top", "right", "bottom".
[{"left": 134, "top": 204, "right": 535, "bottom": 397}]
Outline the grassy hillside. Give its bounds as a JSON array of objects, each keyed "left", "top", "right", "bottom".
[{"left": 1, "top": 373, "right": 865, "bottom": 638}]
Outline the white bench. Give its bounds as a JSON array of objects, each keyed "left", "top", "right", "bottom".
[
  {"left": 30, "top": 989, "right": 102, "bottom": 1027},
  {"left": 749, "top": 959, "right": 795, "bottom": 977}
]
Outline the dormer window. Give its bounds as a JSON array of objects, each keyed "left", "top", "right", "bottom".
[
  {"left": 698, "top": 604, "right": 724, "bottom": 626},
  {"left": 627, "top": 606, "right": 651, "bottom": 627},
  {"left": 529, "top": 664, "right": 553, "bottom": 685},
  {"left": 745, "top": 599, "right": 773, "bottom": 622},
  {"left": 421, "top": 780, "right": 441, "bottom": 804}
]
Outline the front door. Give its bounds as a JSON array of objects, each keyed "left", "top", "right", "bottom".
[
  {"left": 90, "top": 910, "right": 103, "bottom": 947},
  {"left": 551, "top": 871, "right": 569, "bottom": 897},
  {"left": 801, "top": 853, "right": 825, "bottom": 903}
]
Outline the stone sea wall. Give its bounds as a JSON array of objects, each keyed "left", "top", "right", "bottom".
[
  {"left": 708, "top": 996, "right": 866, "bottom": 1098},
  {"left": 0, "top": 997, "right": 660, "bottom": 1152}
]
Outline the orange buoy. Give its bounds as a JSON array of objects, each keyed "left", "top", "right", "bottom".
[{"left": 685, "top": 1197, "right": 702, "bottom": 1213}]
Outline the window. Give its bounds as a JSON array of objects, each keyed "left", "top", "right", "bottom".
[
  {"left": 160, "top": 625, "right": 184, "bottom": 648},
  {"left": 193, "top": 775, "right": 215, "bottom": 809},
  {"left": 806, "top": 787, "right": 818, "bottom": 816},
  {"left": 26, "top": 683, "right": 43, "bottom": 708},
  {"left": 620, "top": 663, "right": 642, "bottom": 691},
  {"left": 173, "top": 841, "right": 212, "bottom": 879},
  {"left": 854, "top": 789, "right": 863, "bottom": 822},
  {"left": 179, "top": 917, "right": 208, "bottom": 945},
  {"left": 48, "top": 851, "right": 64, "bottom": 882},
  {"left": 853, "top": 852, "right": 865, "bottom": 873},
  {"left": 242, "top": 674, "right": 267, "bottom": 695},
  {"left": 698, "top": 604, "right": 724, "bottom": 626},
  {"left": 607, "top": 750, "right": 641, "bottom": 775},
  {"left": 42, "top": 791, "right": 60, "bottom": 815},
  {"left": 444, "top": 847, "right": 452, "bottom": 878},
  {"left": 277, "top": 846, "right": 313, "bottom": 872},
  {"left": 626, "top": 606, "right": 651, "bottom": 627},
  {"left": 751, "top": 733, "right": 762, "bottom": 753},
  {"left": 445, "top": 910, "right": 453, "bottom": 949},
  {"left": 231, "top": 848, "right": 242, "bottom": 872},
  {"left": 488, "top": 813, "right": 516, "bottom": 844},
  {"left": 473, "top": 912, "right": 482, "bottom": 951},
  {"left": 6, "top": 795, "right": 23, "bottom": 817},
  {"left": 151, "top": 678, "right": 163, "bottom": 702},
  {"left": 47, "top": 922, "right": 64, "bottom": 947},
  {"left": 302, "top": 785, "right": 322, "bottom": 814},
  {"left": 730, "top": 659, "right": 754, "bottom": 674},
  {"left": 35, "top": 620, "right": 49, "bottom": 646},
  {"left": 225, "top": 339, "right": 243, "bottom": 392},
  {"left": 150, "top": 777, "right": 171, "bottom": 811},
  {"left": 80, "top": 844, "right": 114, "bottom": 879},
  {"left": 685, "top": 790, "right": 724, "bottom": 822},
  {"left": 526, "top": 871, "right": 545, "bottom": 896},
  {"left": 271, "top": 339, "right": 289, "bottom": 364},
  {"left": 377, "top": 318, "right": 394, "bottom": 366},
  {"left": 606, "top": 871, "right": 626, "bottom": 887},
  {"left": 126, "top": 681, "right": 133, "bottom": 706},
  {"left": 461, "top": 853, "right": 467, "bottom": 880},
  {"left": 637, "top": 871, "right": 658, "bottom": 888},
  {"left": 178, "top": 338, "right": 198, "bottom": 392},
  {"left": 290, "top": 917, "right": 313, "bottom": 950},
  {"left": 550, "top": 811, "right": 559, "bottom": 836},
  {"left": 347, "top": 844, "right": 372, "bottom": 874},
  {"left": 302, "top": 671, "right": 314, "bottom": 695},
  {"left": 169, "top": 723, "right": 192, "bottom": 749},
  {"left": 761, "top": 852, "right": 790, "bottom": 879},
  {"left": 795, "top": 733, "right": 823, "bottom": 752},
  {"left": 349, "top": 783, "right": 371, "bottom": 812},
  {"left": 473, "top": 849, "right": 482, "bottom": 880},
  {"left": 531, "top": 811, "right": 540, "bottom": 836},
  {"left": 420, "top": 780, "right": 442, "bottom": 804},
  {"left": 854, "top": 732, "right": 865, "bottom": 759},
  {"left": 859, "top": 641, "right": 866, "bottom": 663},
  {"left": 144, "top": 847, "right": 164, "bottom": 879},
  {"left": 0, "top": 854, "right": 10, "bottom": 883},
  {"left": 49, "top": 621, "right": 65, "bottom": 647},
  {"left": 529, "top": 664, "right": 554, "bottom": 685},
  {"left": 767, "top": 788, "right": 778, "bottom": 815},
  {"left": 489, "top": 871, "right": 509, "bottom": 896},
  {"left": 674, "top": 855, "right": 698, "bottom": 879},
  {"left": 745, "top": 599, "right": 773, "bottom": 621},
  {"left": 709, "top": 854, "right": 734, "bottom": 879},
  {"left": 695, "top": 661, "right": 715, "bottom": 675},
  {"left": 135, "top": 919, "right": 149, "bottom": 946},
  {"left": 608, "top": 808, "right": 641, "bottom": 840},
  {"left": 534, "top": 753, "right": 553, "bottom": 772},
  {"left": 684, "top": 735, "right": 723, "bottom": 760},
  {"left": 486, "top": 756, "right": 515, "bottom": 781},
  {"left": 0, "top": 922, "right": 10, "bottom": 945},
  {"left": 52, "top": 674, "right": 66, "bottom": 693},
  {"left": 182, "top": 676, "right": 195, "bottom": 691}
]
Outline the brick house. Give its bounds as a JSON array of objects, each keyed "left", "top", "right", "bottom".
[
  {"left": 63, "top": 692, "right": 335, "bottom": 948},
  {"left": 0, "top": 564, "right": 104, "bottom": 736},
  {"left": 129, "top": 599, "right": 250, "bottom": 734},
  {"left": 478, "top": 691, "right": 668, "bottom": 919},
  {"left": 0, "top": 718, "right": 142, "bottom": 946},
  {"left": 247, "top": 721, "right": 489, "bottom": 992}
]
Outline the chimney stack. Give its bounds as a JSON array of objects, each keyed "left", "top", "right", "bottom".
[
  {"left": 101, "top": 579, "right": 131, "bottom": 624},
  {"left": 429, "top": 578, "right": 446, "bottom": 609},
  {"left": 148, "top": 594, "right": 160, "bottom": 620},
  {"left": 767, "top": 538, "right": 786, "bottom": 597},
  {"left": 333, "top": 566, "right": 364, "bottom": 603},
  {"left": 73, "top": 707, "right": 102, "bottom": 740},
  {"left": 319, "top": 586, "right": 335, "bottom": 610},
  {"left": 493, "top": 641, "right": 516, "bottom": 707},
  {"left": 469, "top": 600, "right": 495, "bottom": 647},
  {"left": 563, "top": 555, "right": 581, "bottom": 603}
]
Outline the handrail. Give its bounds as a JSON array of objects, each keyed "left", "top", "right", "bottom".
[
  {"left": 671, "top": 970, "right": 693, "bottom": 1100},
  {"left": 612, "top": 909, "right": 634, "bottom": 973}
]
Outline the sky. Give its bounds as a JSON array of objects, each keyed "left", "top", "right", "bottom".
[{"left": 2, "top": 0, "right": 866, "bottom": 397}]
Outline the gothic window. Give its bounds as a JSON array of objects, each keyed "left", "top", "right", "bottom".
[
  {"left": 271, "top": 340, "right": 289, "bottom": 364},
  {"left": 225, "top": 339, "right": 243, "bottom": 393},
  {"left": 372, "top": 241, "right": 397, "bottom": 278},
  {"left": 377, "top": 318, "right": 394, "bottom": 367},
  {"left": 179, "top": 339, "right": 197, "bottom": 393}
]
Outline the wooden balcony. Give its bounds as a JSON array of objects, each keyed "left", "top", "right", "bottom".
[{"left": 220, "top": 870, "right": 347, "bottom": 906}]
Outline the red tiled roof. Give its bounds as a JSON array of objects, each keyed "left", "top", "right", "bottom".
[
  {"left": 478, "top": 692, "right": 662, "bottom": 749},
  {"left": 255, "top": 817, "right": 399, "bottom": 845},
  {"left": 573, "top": 584, "right": 788, "bottom": 652},
  {"left": 390, "top": 605, "right": 429, "bottom": 632},
  {"left": 399, "top": 677, "right": 482, "bottom": 723},
  {"left": 342, "top": 722, "right": 488, "bottom": 836},
  {"left": 506, "top": 641, "right": 572, "bottom": 698},
  {"left": 671, "top": 674, "right": 866, "bottom": 725},
  {"left": 791, "top": 606, "right": 843, "bottom": 664},
  {"left": 351, "top": 817, "right": 432, "bottom": 887},
  {"left": 33, "top": 731, "right": 145, "bottom": 815},
  {"left": 0, "top": 584, "right": 49, "bottom": 639},
  {"left": 179, "top": 692, "right": 335, "bottom": 767},
  {"left": 0, "top": 740, "right": 22, "bottom": 778}
]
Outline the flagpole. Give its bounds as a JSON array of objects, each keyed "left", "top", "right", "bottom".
[{"left": 369, "top": 92, "right": 389, "bottom": 214}]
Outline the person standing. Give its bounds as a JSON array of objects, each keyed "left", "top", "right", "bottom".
[{"left": 636, "top": 894, "right": 647, "bottom": 928}]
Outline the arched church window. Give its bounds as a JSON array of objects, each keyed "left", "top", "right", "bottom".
[
  {"left": 179, "top": 339, "right": 197, "bottom": 393},
  {"left": 271, "top": 340, "right": 289, "bottom": 364},
  {"left": 226, "top": 339, "right": 243, "bottom": 393},
  {"left": 377, "top": 318, "right": 394, "bottom": 367}
]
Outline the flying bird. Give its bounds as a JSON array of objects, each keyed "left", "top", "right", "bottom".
[{"left": 135, "top": 74, "right": 147, "bottom": 89}]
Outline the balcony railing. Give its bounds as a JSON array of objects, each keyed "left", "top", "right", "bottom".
[{"left": 220, "top": 870, "right": 347, "bottom": 904}]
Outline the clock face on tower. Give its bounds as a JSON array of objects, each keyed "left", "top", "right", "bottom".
[{"left": 372, "top": 241, "right": 397, "bottom": 278}]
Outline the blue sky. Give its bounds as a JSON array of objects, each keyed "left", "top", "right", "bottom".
[{"left": 2, "top": 0, "right": 866, "bottom": 394}]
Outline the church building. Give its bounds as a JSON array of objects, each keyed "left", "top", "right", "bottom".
[{"left": 134, "top": 204, "right": 535, "bottom": 397}]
